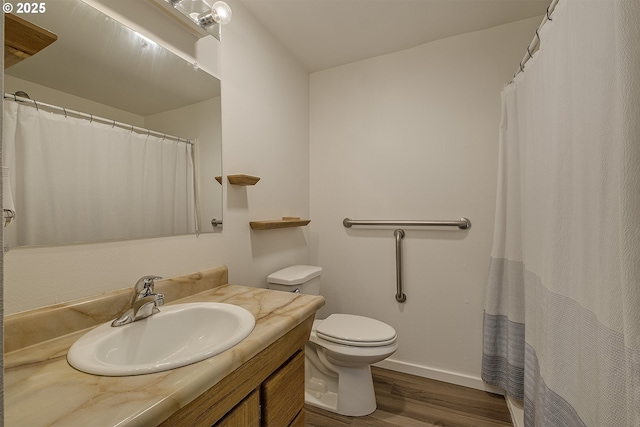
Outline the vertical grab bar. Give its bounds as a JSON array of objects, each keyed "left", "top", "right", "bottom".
[{"left": 394, "top": 229, "right": 407, "bottom": 303}]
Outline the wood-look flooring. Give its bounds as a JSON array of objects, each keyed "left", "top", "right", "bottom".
[{"left": 305, "top": 367, "right": 513, "bottom": 427}]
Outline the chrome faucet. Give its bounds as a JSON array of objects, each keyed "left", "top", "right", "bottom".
[{"left": 111, "top": 275, "right": 164, "bottom": 327}]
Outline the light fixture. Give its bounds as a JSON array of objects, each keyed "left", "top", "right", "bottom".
[
  {"left": 197, "top": 1, "right": 232, "bottom": 28},
  {"left": 164, "top": 0, "right": 232, "bottom": 35}
]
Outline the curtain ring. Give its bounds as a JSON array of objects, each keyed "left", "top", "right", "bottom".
[
  {"left": 13, "top": 94, "right": 17, "bottom": 102},
  {"left": 527, "top": 46, "right": 534, "bottom": 60},
  {"left": 546, "top": 5, "right": 553, "bottom": 21},
  {"left": 33, "top": 100, "right": 39, "bottom": 111},
  {"left": 63, "top": 107, "right": 67, "bottom": 118},
  {"left": 163, "top": 134, "right": 166, "bottom": 140},
  {"left": 130, "top": 125, "right": 134, "bottom": 133},
  {"left": 90, "top": 114, "right": 93, "bottom": 123},
  {"left": 112, "top": 120, "right": 116, "bottom": 128},
  {"left": 519, "top": 62, "right": 525, "bottom": 73}
]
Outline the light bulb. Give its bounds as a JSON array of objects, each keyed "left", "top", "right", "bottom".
[{"left": 212, "top": 1, "right": 232, "bottom": 25}]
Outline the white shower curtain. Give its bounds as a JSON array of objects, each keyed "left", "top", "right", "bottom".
[
  {"left": 482, "top": 1, "right": 640, "bottom": 426},
  {"left": 3, "top": 100, "right": 197, "bottom": 246}
]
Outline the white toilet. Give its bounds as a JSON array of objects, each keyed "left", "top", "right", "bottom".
[{"left": 267, "top": 265, "right": 398, "bottom": 416}]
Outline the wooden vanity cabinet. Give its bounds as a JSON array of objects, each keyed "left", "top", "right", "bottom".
[
  {"left": 261, "top": 351, "right": 305, "bottom": 426},
  {"left": 216, "top": 390, "right": 260, "bottom": 427},
  {"left": 159, "top": 316, "right": 313, "bottom": 427}
]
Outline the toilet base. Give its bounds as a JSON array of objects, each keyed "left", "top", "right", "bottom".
[
  {"left": 305, "top": 389, "right": 339, "bottom": 413},
  {"left": 305, "top": 345, "right": 377, "bottom": 416}
]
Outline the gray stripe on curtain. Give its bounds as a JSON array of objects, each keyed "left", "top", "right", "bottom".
[
  {"left": 524, "top": 343, "right": 587, "bottom": 427},
  {"left": 482, "top": 312, "right": 525, "bottom": 400},
  {"left": 485, "top": 255, "right": 640, "bottom": 425},
  {"left": 523, "top": 277, "right": 640, "bottom": 426},
  {"left": 482, "top": 257, "right": 526, "bottom": 400}
]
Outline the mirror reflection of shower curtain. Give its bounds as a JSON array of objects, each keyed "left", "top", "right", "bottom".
[{"left": 2, "top": 100, "right": 197, "bottom": 247}]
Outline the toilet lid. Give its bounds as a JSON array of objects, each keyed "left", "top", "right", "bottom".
[{"left": 316, "top": 314, "right": 397, "bottom": 347}]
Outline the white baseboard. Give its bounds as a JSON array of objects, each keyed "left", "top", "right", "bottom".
[
  {"left": 506, "top": 395, "right": 524, "bottom": 427},
  {"left": 374, "top": 358, "right": 504, "bottom": 394}
]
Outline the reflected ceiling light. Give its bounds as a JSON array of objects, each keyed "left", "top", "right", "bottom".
[
  {"left": 165, "top": 0, "right": 232, "bottom": 32},
  {"left": 134, "top": 31, "right": 158, "bottom": 47}
]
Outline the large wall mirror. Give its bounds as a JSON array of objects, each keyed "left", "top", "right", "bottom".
[{"left": 3, "top": 0, "right": 222, "bottom": 248}]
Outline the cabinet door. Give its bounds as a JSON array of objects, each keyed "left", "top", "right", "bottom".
[
  {"left": 216, "top": 389, "right": 260, "bottom": 427},
  {"left": 288, "top": 410, "right": 305, "bottom": 427},
  {"left": 261, "top": 351, "right": 305, "bottom": 426}
]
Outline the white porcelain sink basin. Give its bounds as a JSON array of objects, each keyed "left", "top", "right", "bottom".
[{"left": 67, "top": 302, "right": 255, "bottom": 376}]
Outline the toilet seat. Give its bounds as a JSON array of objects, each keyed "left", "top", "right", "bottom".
[
  {"left": 316, "top": 314, "right": 397, "bottom": 347},
  {"left": 309, "top": 318, "right": 399, "bottom": 366}
]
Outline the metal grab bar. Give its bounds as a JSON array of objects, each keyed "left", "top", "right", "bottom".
[
  {"left": 343, "top": 217, "right": 471, "bottom": 230},
  {"left": 394, "top": 229, "right": 406, "bottom": 303},
  {"left": 344, "top": 217, "right": 471, "bottom": 303}
]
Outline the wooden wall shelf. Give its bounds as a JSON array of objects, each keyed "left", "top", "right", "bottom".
[
  {"left": 250, "top": 217, "right": 310, "bottom": 230},
  {"left": 228, "top": 174, "right": 261, "bottom": 186}
]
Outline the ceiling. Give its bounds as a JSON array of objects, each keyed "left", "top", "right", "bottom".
[
  {"left": 238, "top": 0, "right": 551, "bottom": 72},
  {"left": 4, "top": 0, "right": 550, "bottom": 115}
]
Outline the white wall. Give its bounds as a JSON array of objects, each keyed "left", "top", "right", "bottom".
[
  {"left": 3, "top": 0, "right": 310, "bottom": 314},
  {"left": 218, "top": 0, "right": 311, "bottom": 285},
  {"left": 309, "top": 17, "right": 541, "bottom": 388}
]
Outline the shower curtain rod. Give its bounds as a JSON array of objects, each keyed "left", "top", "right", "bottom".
[
  {"left": 511, "top": 0, "right": 560, "bottom": 82},
  {"left": 3, "top": 93, "right": 194, "bottom": 145}
]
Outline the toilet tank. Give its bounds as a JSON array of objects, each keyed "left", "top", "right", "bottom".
[{"left": 267, "top": 265, "right": 322, "bottom": 295}]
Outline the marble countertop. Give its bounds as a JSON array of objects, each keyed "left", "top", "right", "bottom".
[{"left": 5, "top": 281, "right": 324, "bottom": 426}]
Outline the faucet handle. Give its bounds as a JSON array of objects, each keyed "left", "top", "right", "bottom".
[{"left": 134, "top": 275, "right": 163, "bottom": 296}]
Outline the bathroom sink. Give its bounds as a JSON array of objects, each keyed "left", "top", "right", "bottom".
[{"left": 67, "top": 302, "right": 255, "bottom": 376}]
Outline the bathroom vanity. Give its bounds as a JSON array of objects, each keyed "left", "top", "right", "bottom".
[{"left": 4, "top": 266, "right": 324, "bottom": 426}]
